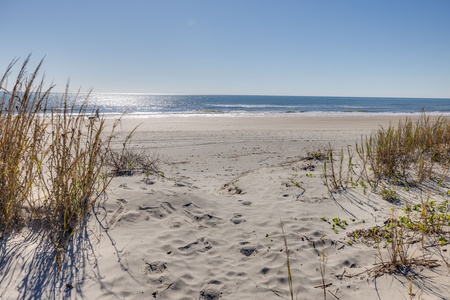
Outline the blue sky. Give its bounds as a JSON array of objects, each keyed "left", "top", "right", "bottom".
[{"left": 1, "top": 0, "right": 450, "bottom": 97}]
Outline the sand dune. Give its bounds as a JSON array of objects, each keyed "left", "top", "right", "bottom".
[{"left": 1, "top": 116, "right": 449, "bottom": 299}]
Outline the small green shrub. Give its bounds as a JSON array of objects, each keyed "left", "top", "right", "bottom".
[
  {"left": 306, "top": 148, "right": 328, "bottom": 161},
  {"left": 379, "top": 187, "right": 399, "bottom": 203}
]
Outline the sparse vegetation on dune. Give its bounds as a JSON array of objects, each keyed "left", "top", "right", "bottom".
[
  {"left": 323, "top": 113, "right": 450, "bottom": 194},
  {"left": 282, "top": 113, "right": 450, "bottom": 298},
  {"left": 356, "top": 114, "right": 450, "bottom": 188},
  {"left": 348, "top": 114, "right": 449, "bottom": 289}
]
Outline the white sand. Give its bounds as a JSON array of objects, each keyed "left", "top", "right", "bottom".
[{"left": 1, "top": 116, "right": 450, "bottom": 299}]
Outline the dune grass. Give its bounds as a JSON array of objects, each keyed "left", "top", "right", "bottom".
[
  {"left": 318, "top": 113, "right": 450, "bottom": 297},
  {"left": 323, "top": 113, "right": 450, "bottom": 193},
  {"left": 356, "top": 113, "right": 450, "bottom": 188},
  {"left": 323, "top": 145, "right": 355, "bottom": 192},
  {"left": 0, "top": 56, "right": 50, "bottom": 234},
  {"left": 0, "top": 56, "right": 124, "bottom": 265},
  {"left": 38, "top": 89, "right": 118, "bottom": 260},
  {"left": 107, "top": 140, "right": 163, "bottom": 178}
]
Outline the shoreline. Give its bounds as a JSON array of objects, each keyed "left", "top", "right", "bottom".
[
  {"left": 108, "top": 115, "right": 423, "bottom": 131},
  {"left": 103, "top": 111, "right": 450, "bottom": 120}
]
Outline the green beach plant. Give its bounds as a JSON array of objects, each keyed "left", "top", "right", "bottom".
[
  {"left": 306, "top": 148, "right": 328, "bottom": 161},
  {"left": 287, "top": 177, "right": 306, "bottom": 197},
  {"left": 379, "top": 186, "right": 399, "bottom": 203},
  {"left": 347, "top": 198, "right": 445, "bottom": 278},
  {"left": 322, "top": 113, "right": 450, "bottom": 197}
]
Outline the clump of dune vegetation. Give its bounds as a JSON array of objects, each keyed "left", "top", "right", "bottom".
[
  {"left": 107, "top": 142, "right": 164, "bottom": 178},
  {"left": 356, "top": 114, "right": 450, "bottom": 188},
  {"left": 282, "top": 113, "right": 450, "bottom": 298},
  {"left": 320, "top": 113, "right": 450, "bottom": 292},
  {"left": 323, "top": 113, "right": 450, "bottom": 194},
  {"left": 0, "top": 56, "right": 127, "bottom": 265}
]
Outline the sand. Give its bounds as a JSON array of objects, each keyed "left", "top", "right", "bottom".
[{"left": 1, "top": 116, "right": 450, "bottom": 299}]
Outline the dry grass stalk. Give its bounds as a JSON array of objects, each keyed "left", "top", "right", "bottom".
[
  {"left": 323, "top": 145, "right": 354, "bottom": 192},
  {"left": 280, "top": 220, "right": 295, "bottom": 300},
  {"left": 318, "top": 248, "right": 328, "bottom": 300},
  {"left": 106, "top": 139, "right": 162, "bottom": 177}
]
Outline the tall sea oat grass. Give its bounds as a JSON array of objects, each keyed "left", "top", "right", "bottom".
[
  {"left": 323, "top": 113, "right": 450, "bottom": 193},
  {"left": 0, "top": 56, "right": 122, "bottom": 265},
  {"left": 356, "top": 114, "right": 450, "bottom": 186},
  {"left": 37, "top": 87, "right": 117, "bottom": 258},
  {"left": 0, "top": 56, "right": 50, "bottom": 234}
]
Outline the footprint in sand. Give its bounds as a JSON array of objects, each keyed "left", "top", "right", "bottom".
[
  {"left": 182, "top": 203, "right": 224, "bottom": 228},
  {"left": 108, "top": 198, "right": 128, "bottom": 229},
  {"left": 222, "top": 182, "right": 243, "bottom": 195},
  {"left": 239, "top": 242, "right": 257, "bottom": 256},
  {"left": 118, "top": 183, "right": 132, "bottom": 189},
  {"left": 138, "top": 201, "right": 176, "bottom": 219},
  {"left": 240, "top": 247, "right": 257, "bottom": 257},
  {"left": 238, "top": 200, "right": 252, "bottom": 206},
  {"left": 230, "top": 213, "right": 245, "bottom": 225},
  {"left": 178, "top": 237, "right": 212, "bottom": 253},
  {"left": 199, "top": 280, "right": 223, "bottom": 300},
  {"left": 145, "top": 261, "right": 167, "bottom": 274}
]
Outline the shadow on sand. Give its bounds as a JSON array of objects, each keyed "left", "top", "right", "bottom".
[{"left": 0, "top": 213, "right": 120, "bottom": 300}]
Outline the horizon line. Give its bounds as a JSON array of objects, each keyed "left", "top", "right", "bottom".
[{"left": 52, "top": 91, "right": 450, "bottom": 100}]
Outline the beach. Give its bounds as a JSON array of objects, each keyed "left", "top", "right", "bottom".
[{"left": 2, "top": 116, "right": 450, "bottom": 299}]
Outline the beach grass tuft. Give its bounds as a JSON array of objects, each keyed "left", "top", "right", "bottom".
[
  {"left": 323, "top": 145, "right": 355, "bottom": 192},
  {"left": 0, "top": 56, "right": 127, "bottom": 265},
  {"left": 356, "top": 113, "right": 450, "bottom": 187},
  {"left": 0, "top": 56, "right": 50, "bottom": 234},
  {"left": 107, "top": 142, "right": 163, "bottom": 178}
]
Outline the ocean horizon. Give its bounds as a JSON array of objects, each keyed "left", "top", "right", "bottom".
[{"left": 50, "top": 93, "right": 450, "bottom": 118}]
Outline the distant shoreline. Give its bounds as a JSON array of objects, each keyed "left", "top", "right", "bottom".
[
  {"left": 103, "top": 111, "right": 450, "bottom": 119},
  {"left": 105, "top": 114, "right": 437, "bottom": 134},
  {"left": 43, "top": 93, "right": 450, "bottom": 118}
]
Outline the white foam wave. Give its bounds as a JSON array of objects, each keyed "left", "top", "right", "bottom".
[{"left": 104, "top": 110, "right": 450, "bottom": 119}]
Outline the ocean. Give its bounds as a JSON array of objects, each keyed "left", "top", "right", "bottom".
[{"left": 56, "top": 93, "right": 450, "bottom": 118}]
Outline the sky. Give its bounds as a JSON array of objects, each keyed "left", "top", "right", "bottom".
[{"left": 1, "top": 0, "right": 450, "bottom": 98}]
